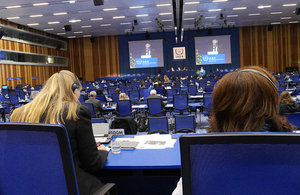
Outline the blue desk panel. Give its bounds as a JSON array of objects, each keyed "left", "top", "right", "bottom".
[{"left": 104, "top": 134, "right": 181, "bottom": 169}]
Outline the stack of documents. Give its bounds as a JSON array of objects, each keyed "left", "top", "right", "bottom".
[{"left": 114, "top": 134, "right": 176, "bottom": 149}]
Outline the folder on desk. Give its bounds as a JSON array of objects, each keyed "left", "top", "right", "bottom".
[{"left": 108, "top": 141, "right": 139, "bottom": 150}]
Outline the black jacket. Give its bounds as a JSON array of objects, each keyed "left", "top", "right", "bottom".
[
  {"left": 279, "top": 101, "right": 300, "bottom": 116},
  {"left": 85, "top": 98, "right": 104, "bottom": 117},
  {"left": 41, "top": 105, "right": 108, "bottom": 195}
]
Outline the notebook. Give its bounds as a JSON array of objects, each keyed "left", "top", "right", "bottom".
[{"left": 92, "top": 123, "right": 112, "bottom": 144}]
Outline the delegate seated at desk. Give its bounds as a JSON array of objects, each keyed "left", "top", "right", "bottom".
[
  {"left": 10, "top": 70, "right": 108, "bottom": 195},
  {"left": 85, "top": 91, "right": 104, "bottom": 117},
  {"left": 147, "top": 89, "right": 167, "bottom": 107}
]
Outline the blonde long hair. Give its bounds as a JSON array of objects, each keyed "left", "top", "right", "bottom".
[{"left": 10, "top": 70, "right": 81, "bottom": 124}]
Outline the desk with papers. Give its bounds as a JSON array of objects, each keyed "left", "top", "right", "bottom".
[{"left": 100, "top": 134, "right": 182, "bottom": 195}]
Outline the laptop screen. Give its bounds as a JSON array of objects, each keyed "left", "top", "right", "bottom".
[
  {"left": 180, "top": 134, "right": 300, "bottom": 195},
  {"left": 2, "top": 85, "right": 8, "bottom": 89}
]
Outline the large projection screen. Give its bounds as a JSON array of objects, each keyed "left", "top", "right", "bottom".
[
  {"left": 195, "top": 35, "right": 231, "bottom": 65},
  {"left": 129, "top": 39, "right": 164, "bottom": 69}
]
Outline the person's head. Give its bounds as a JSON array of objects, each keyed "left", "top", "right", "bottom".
[
  {"left": 150, "top": 89, "right": 157, "bottom": 95},
  {"left": 157, "top": 73, "right": 160, "bottom": 77},
  {"left": 280, "top": 91, "right": 294, "bottom": 105},
  {"left": 141, "top": 83, "right": 145, "bottom": 88},
  {"left": 208, "top": 66, "right": 292, "bottom": 133},
  {"left": 115, "top": 88, "right": 120, "bottom": 93},
  {"left": 145, "top": 43, "right": 151, "bottom": 51},
  {"left": 119, "top": 93, "right": 126, "bottom": 100},
  {"left": 90, "top": 91, "right": 97, "bottom": 98},
  {"left": 200, "top": 67, "right": 204, "bottom": 70},
  {"left": 216, "top": 68, "right": 219, "bottom": 71},
  {"left": 206, "top": 81, "right": 211, "bottom": 86},
  {"left": 158, "top": 81, "right": 162, "bottom": 86},
  {"left": 81, "top": 88, "right": 86, "bottom": 93},
  {"left": 10, "top": 70, "right": 81, "bottom": 124},
  {"left": 212, "top": 39, "right": 218, "bottom": 47},
  {"left": 133, "top": 78, "right": 137, "bottom": 82},
  {"left": 172, "top": 81, "right": 176, "bottom": 86}
]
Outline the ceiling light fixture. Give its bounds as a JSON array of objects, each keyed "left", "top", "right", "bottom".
[
  {"left": 233, "top": 7, "right": 247, "bottom": 10},
  {"left": 113, "top": 16, "right": 126, "bottom": 19},
  {"left": 7, "top": 17, "right": 20, "bottom": 20},
  {"left": 48, "top": 21, "right": 60, "bottom": 24},
  {"left": 6, "top": 5, "right": 21, "bottom": 9},
  {"left": 90, "top": 18, "right": 103, "bottom": 21},
  {"left": 54, "top": 12, "right": 67, "bottom": 15},
  {"left": 30, "top": 15, "right": 43, "bottom": 18},
  {"left": 33, "top": 3, "right": 49, "bottom": 6},
  {"left": 184, "top": 2, "right": 200, "bottom": 4},
  {"left": 130, "top": 6, "right": 144, "bottom": 9},
  {"left": 156, "top": 4, "right": 171, "bottom": 7},
  {"left": 103, "top": 8, "right": 118, "bottom": 11},
  {"left": 208, "top": 9, "right": 222, "bottom": 12}
]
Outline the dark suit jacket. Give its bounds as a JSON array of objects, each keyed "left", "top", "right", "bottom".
[
  {"left": 147, "top": 94, "right": 166, "bottom": 108},
  {"left": 85, "top": 98, "right": 104, "bottom": 117},
  {"left": 141, "top": 49, "right": 156, "bottom": 58},
  {"left": 41, "top": 105, "right": 108, "bottom": 195}
]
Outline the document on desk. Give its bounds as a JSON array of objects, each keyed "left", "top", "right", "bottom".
[{"left": 134, "top": 134, "right": 177, "bottom": 149}]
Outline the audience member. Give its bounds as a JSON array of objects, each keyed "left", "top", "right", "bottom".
[
  {"left": 10, "top": 70, "right": 108, "bottom": 195},
  {"left": 115, "top": 88, "right": 120, "bottom": 93},
  {"left": 147, "top": 89, "right": 166, "bottom": 107},
  {"left": 30, "top": 87, "right": 39, "bottom": 99},
  {"left": 279, "top": 91, "right": 300, "bottom": 115},
  {"left": 80, "top": 88, "right": 89, "bottom": 101},
  {"left": 203, "top": 81, "right": 211, "bottom": 92},
  {"left": 85, "top": 91, "right": 104, "bottom": 117},
  {"left": 119, "top": 93, "right": 127, "bottom": 100},
  {"left": 155, "top": 73, "right": 162, "bottom": 82},
  {"left": 172, "top": 66, "right": 293, "bottom": 195}
]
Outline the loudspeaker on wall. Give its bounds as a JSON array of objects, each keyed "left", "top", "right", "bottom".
[
  {"left": 90, "top": 37, "right": 95, "bottom": 43},
  {"left": 268, "top": 25, "right": 273, "bottom": 31}
]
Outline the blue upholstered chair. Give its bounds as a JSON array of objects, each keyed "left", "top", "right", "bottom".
[
  {"left": 180, "top": 133, "right": 300, "bottom": 195},
  {"left": 148, "top": 116, "right": 169, "bottom": 134},
  {"left": 0, "top": 123, "right": 117, "bottom": 195},
  {"left": 203, "top": 92, "right": 213, "bottom": 116},
  {"left": 147, "top": 98, "right": 166, "bottom": 117},
  {"left": 174, "top": 115, "right": 196, "bottom": 133},
  {"left": 116, "top": 100, "right": 135, "bottom": 117},
  {"left": 172, "top": 94, "right": 190, "bottom": 115}
]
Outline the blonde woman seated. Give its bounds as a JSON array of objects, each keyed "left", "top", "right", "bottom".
[
  {"left": 279, "top": 91, "right": 300, "bottom": 116},
  {"left": 119, "top": 92, "right": 127, "bottom": 100},
  {"left": 10, "top": 70, "right": 108, "bottom": 195}
]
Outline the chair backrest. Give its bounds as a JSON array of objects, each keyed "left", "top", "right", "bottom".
[
  {"left": 9, "top": 94, "right": 19, "bottom": 105},
  {"left": 285, "top": 112, "right": 300, "bottom": 127},
  {"left": 91, "top": 117, "right": 107, "bottom": 123},
  {"left": 117, "top": 100, "right": 132, "bottom": 116},
  {"left": 111, "top": 93, "right": 120, "bottom": 103},
  {"left": 203, "top": 92, "right": 213, "bottom": 109},
  {"left": 108, "top": 88, "right": 116, "bottom": 97},
  {"left": 278, "top": 85, "right": 285, "bottom": 91},
  {"left": 124, "top": 87, "right": 133, "bottom": 95},
  {"left": 129, "top": 90, "right": 140, "bottom": 103},
  {"left": 0, "top": 123, "right": 79, "bottom": 195},
  {"left": 180, "top": 133, "right": 300, "bottom": 195},
  {"left": 204, "top": 85, "right": 213, "bottom": 92},
  {"left": 167, "top": 89, "right": 177, "bottom": 102},
  {"left": 148, "top": 117, "right": 169, "bottom": 134},
  {"left": 95, "top": 94, "right": 106, "bottom": 103},
  {"left": 165, "top": 83, "right": 172, "bottom": 87},
  {"left": 142, "top": 88, "right": 152, "bottom": 101},
  {"left": 173, "top": 94, "right": 188, "bottom": 110},
  {"left": 155, "top": 86, "right": 164, "bottom": 96},
  {"left": 82, "top": 103, "right": 96, "bottom": 118},
  {"left": 2, "top": 89, "right": 9, "bottom": 96},
  {"left": 199, "top": 81, "right": 206, "bottom": 89},
  {"left": 147, "top": 98, "right": 164, "bottom": 117},
  {"left": 78, "top": 94, "right": 84, "bottom": 103},
  {"left": 188, "top": 85, "right": 197, "bottom": 95},
  {"left": 172, "top": 86, "right": 181, "bottom": 93},
  {"left": 174, "top": 115, "right": 195, "bottom": 133},
  {"left": 19, "top": 91, "right": 25, "bottom": 100}
]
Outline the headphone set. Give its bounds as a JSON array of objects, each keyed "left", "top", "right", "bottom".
[
  {"left": 71, "top": 73, "right": 80, "bottom": 94},
  {"left": 240, "top": 69, "right": 277, "bottom": 90}
]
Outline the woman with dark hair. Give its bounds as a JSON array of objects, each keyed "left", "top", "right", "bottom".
[
  {"left": 208, "top": 66, "right": 292, "bottom": 133},
  {"left": 279, "top": 91, "right": 300, "bottom": 116},
  {"left": 172, "top": 66, "right": 293, "bottom": 195}
]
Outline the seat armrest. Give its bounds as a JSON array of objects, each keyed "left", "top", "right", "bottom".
[{"left": 93, "top": 183, "right": 118, "bottom": 195}]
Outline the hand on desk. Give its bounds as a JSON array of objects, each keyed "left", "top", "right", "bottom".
[{"left": 98, "top": 145, "right": 106, "bottom": 151}]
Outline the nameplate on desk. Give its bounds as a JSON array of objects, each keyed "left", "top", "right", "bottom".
[{"left": 109, "top": 129, "right": 125, "bottom": 135}]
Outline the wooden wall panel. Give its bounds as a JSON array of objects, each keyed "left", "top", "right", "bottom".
[
  {"left": 68, "top": 36, "right": 120, "bottom": 81},
  {"left": 240, "top": 24, "right": 300, "bottom": 72},
  {"left": 0, "top": 19, "right": 69, "bottom": 87}
]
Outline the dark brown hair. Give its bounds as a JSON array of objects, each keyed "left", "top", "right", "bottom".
[
  {"left": 208, "top": 66, "right": 292, "bottom": 133},
  {"left": 280, "top": 91, "right": 294, "bottom": 105}
]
